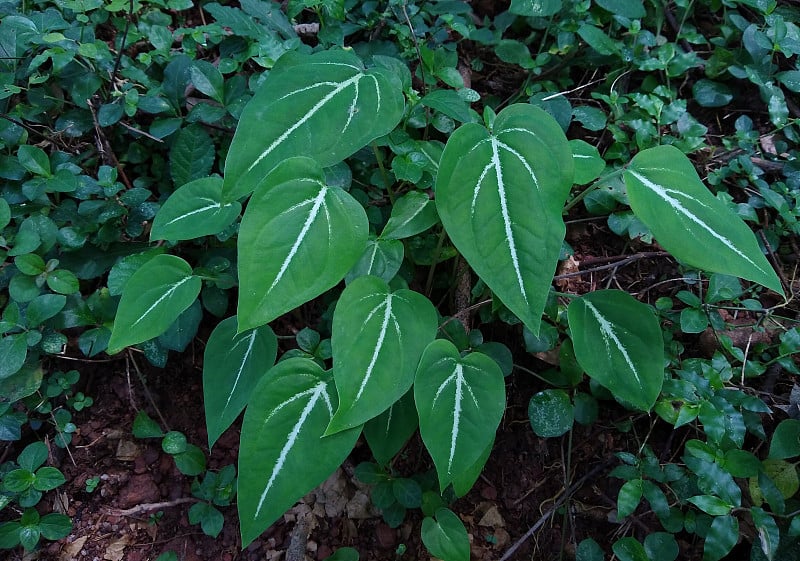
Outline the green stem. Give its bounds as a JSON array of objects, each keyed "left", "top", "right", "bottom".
[
  {"left": 550, "top": 290, "right": 580, "bottom": 300},
  {"left": 372, "top": 143, "right": 395, "bottom": 204},
  {"left": 563, "top": 167, "right": 626, "bottom": 213},
  {"left": 424, "top": 227, "right": 448, "bottom": 297}
]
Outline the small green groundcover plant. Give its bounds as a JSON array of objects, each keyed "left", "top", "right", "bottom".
[{"left": 105, "top": 44, "right": 786, "bottom": 558}]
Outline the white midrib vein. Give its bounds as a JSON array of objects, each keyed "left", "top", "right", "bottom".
[
  {"left": 255, "top": 381, "right": 326, "bottom": 517},
  {"left": 432, "top": 363, "right": 479, "bottom": 475},
  {"left": 583, "top": 300, "right": 640, "bottom": 385},
  {"left": 223, "top": 330, "right": 257, "bottom": 411},
  {"left": 268, "top": 188, "right": 328, "bottom": 294},
  {"left": 490, "top": 138, "right": 528, "bottom": 305},
  {"left": 356, "top": 296, "right": 393, "bottom": 401},
  {"left": 163, "top": 197, "right": 224, "bottom": 226},
  {"left": 131, "top": 276, "right": 193, "bottom": 327},
  {"left": 247, "top": 74, "right": 361, "bottom": 174},
  {"left": 628, "top": 169, "right": 765, "bottom": 273}
]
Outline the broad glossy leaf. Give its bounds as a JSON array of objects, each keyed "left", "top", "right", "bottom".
[
  {"left": 751, "top": 507, "right": 780, "bottom": 561},
  {"left": 414, "top": 340, "right": 505, "bottom": 490},
  {"left": 107, "top": 254, "right": 201, "bottom": 353},
  {"left": 381, "top": 190, "right": 439, "bottom": 240},
  {"left": 768, "top": 419, "right": 800, "bottom": 459},
  {"left": 363, "top": 389, "right": 418, "bottom": 466},
  {"left": 509, "top": 0, "right": 562, "bottom": 17},
  {"left": 203, "top": 316, "right": 278, "bottom": 449},
  {"left": 612, "top": 537, "right": 649, "bottom": 561},
  {"left": 568, "top": 290, "right": 663, "bottom": 411},
  {"left": 327, "top": 276, "right": 437, "bottom": 433},
  {"left": 237, "top": 157, "right": 368, "bottom": 331},
  {"left": 595, "top": 0, "right": 645, "bottom": 18},
  {"left": 170, "top": 124, "right": 215, "bottom": 188},
  {"left": 151, "top": 177, "right": 241, "bottom": 241},
  {"left": 421, "top": 508, "right": 470, "bottom": 561},
  {"left": 436, "top": 104, "right": 573, "bottom": 334},
  {"left": 451, "top": 437, "right": 494, "bottom": 497},
  {"left": 704, "top": 515, "right": 738, "bottom": 561},
  {"left": 625, "top": 145, "right": 783, "bottom": 295},
  {"left": 224, "top": 50, "right": 404, "bottom": 200},
  {"left": 238, "top": 358, "right": 360, "bottom": 546}
]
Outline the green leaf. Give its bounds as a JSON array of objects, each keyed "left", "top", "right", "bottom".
[
  {"left": 18, "top": 442, "right": 48, "bottom": 472},
  {"left": 326, "top": 547, "right": 359, "bottom": 561},
  {"left": 617, "top": 478, "right": 643, "bottom": 519},
  {"left": 751, "top": 507, "right": 780, "bottom": 561},
  {"left": 203, "top": 316, "right": 277, "bottom": 449},
  {"left": 380, "top": 190, "right": 439, "bottom": 240},
  {"left": 151, "top": 177, "right": 241, "bottom": 241},
  {"left": 173, "top": 444, "right": 206, "bottom": 476},
  {"left": 237, "top": 157, "right": 368, "bottom": 331},
  {"left": 687, "top": 495, "right": 733, "bottom": 516},
  {"left": 189, "top": 502, "right": 224, "bottom": 538},
  {"left": 2, "top": 469, "right": 35, "bottom": 492},
  {"left": 223, "top": 50, "right": 404, "bottom": 200},
  {"left": 528, "top": 389, "right": 573, "bottom": 438},
  {"left": 18, "top": 145, "right": 51, "bottom": 177},
  {"left": 421, "top": 509, "right": 470, "bottom": 561},
  {"left": 576, "top": 538, "right": 604, "bottom": 561},
  {"left": 414, "top": 340, "right": 505, "bottom": 490},
  {"left": 363, "top": 390, "right": 418, "bottom": 466},
  {"left": 570, "top": 139, "right": 605, "bottom": 185},
  {"left": 0, "top": 198, "right": 10, "bottom": 230},
  {"left": 693, "top": 79, "right": 733, "bottom": 108},
  {"left": 46, "top": 269, "right": 80, "bottom": 294},
  {"left": 509, "top": 0, "right": 562, "bottom": 17},
  {"left": 190, "top": 60, "right": 225, "bottom": 103},
  {"left": 107, "top": 254, "right": 201, "bottom": 353},
  {"left": 436, "top": 104, "right": 573, "bottom": 334},
  {"left": 0, "top": 334, "right": 28, "bottom": 380},
  {"left": 625, "top": 145, "right": 783, "bottom": 296},
  {"left": 19, "top": 524, "right": 40, "bottom": 551},
  {"left": 703, "top": 515, "right": 738, "bottom": 561},
  {"left": 162, "top": 431, "right": 188, "bottom": 454},
  {"left": 451, "top": 437, "right": 494, "bottom": 497},
  {"left": 345, "top": 238, "right": 404, "bottom": 284},
  {"left": 567, "top": 290, "right": 663, "bottom": 411},
  {"left": 327, "top": 276, "right": 436, "bottom": 433},
  {"left": 132, "top": 410, "right": 164, "bottom": 438},
  {"left": 577, "top": 25, "right": 620, "bottom": 56},
  {"left": 769, "top": 419, "right": 800, "bottom": 459},
  {"left": 170, "top": 125, "right": 216, "bottom": 188},
  {"left": 0, "top": 521, "right": 19, "bottom": 549},
  {"left": 393, "top": 478, "right": 422, "bottom": 508},
  {"left": 15, "top": 254, "right": 46, "bottom": 275},
  {"left": 25, "top": 294, "right": 66, "bottom": 328},
  {"left": 37, "top": 513, "right": 71, "bottom": 541},
  {"left": 420, "top": 90, "right": 474, "bottom": 123},
  {"left": 238, "top": 358, "right": 360, "bottom": 547},
  {"left": 595, "top": 0, "right": 645, "bottom": 18},
  {"left": 0, "top": 365, "right": 43, "bottom": 402},
  {"left": 613, "top": 537, "right": 649, "bottom": 561},
  {"left": 32, "top": 467, "right": 65, "bottom": 491},
  {"left": 644, "top": 532, "right": 679, "bottom": 561}
]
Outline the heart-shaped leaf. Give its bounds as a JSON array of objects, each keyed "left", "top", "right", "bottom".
[
  {"left": 327, "top": 276, "right": 437, "bottom": 434},
  {"left": 237, "top": 157, "right": 368, "bottom": 331},
  {"left": 414, "top": 340, "right": 506, "bottom": 490},
  {"left": 223, "top": 50, "right": 404, "bottom": 200},
  {"left": 625, "top": 145, "right": 783, "bottom": 296},
  {"left": 203, "top": 316, "right": 277, "bottom": 449},
  {"left": 151, "top": 177, "right": 240, "bottom": 241},
  {"left": 380, "top": 190, "right": 439, "bottom": 240},
  {"left": 345, "top": 237, "right": 404, "bottom": 283},
  {"left": 363, "top": 389, "right": 419, "bottom": 466},
  {"left": 421, "top": 508, "right": 470, "bottom": 561},
  {"left": 568, "top": 290, "right": 663, "bottom": 411},
  {"left": 436, "top": 104, "right": 573, "bottom": 334},
  {"left": 108, "top": 255, "right": 201, "bottom": 353},
  {"left": 238, "top": 358, "right": 360, "bottom": 546}
]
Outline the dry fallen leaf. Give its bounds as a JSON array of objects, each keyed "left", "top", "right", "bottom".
[
  {"left": 103, "top": 535, "right": 130, "bottom": 561},
  {"left": 60, "top": 536, "right": 88, "bottom": 561}
]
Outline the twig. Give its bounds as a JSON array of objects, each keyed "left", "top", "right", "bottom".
[
  {"left": 127, "top": 352, "right": 171, "bottom": 431},
  {"left": 498, "top": 462, "right": 609, "bottom": 561},
  {"left": 109, "top": 497, "right": 197, "bottom": 517},
  {"left": 553, "top": 252, "right": 670, "bottom": 281}
]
